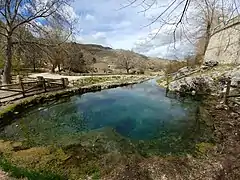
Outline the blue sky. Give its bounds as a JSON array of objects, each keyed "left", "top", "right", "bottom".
[{"left": 69, "top": 0, "right": 194, "bottom": 59}]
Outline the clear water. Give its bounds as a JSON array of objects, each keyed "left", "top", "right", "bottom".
[{"left": 0, "top": 79, "right": 213, "bottom": 154}]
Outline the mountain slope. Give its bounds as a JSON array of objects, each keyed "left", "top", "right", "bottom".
[{"left": 75, "top": 43, "right": 170, "bottom": 72}]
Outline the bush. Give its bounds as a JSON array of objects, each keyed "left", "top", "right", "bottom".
[{"left": 165, "top": 61, "right": 187, "bottom": 74}]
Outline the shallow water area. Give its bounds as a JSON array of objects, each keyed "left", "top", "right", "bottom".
[{"left": 0, "top": 79, "right": 213, "bottom": 155}]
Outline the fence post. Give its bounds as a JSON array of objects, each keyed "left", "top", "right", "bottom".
[
  {"left": 165, "top": 74, "right": 170, "bottom": 97},
  {"left": 224, "top": 77, "right": 231, "bottom": 105},
  {"left": 61, "top": 78, "right": 69, "bottom": 89},
  {"left": 61, "top": 78, "right": 65, "bottom": 89},
  {"left": 18, "top": 76, "right": 25, "bottom": 97},
  {"left": 37, "top": 76, "right": 44, "bottom": 86},
  {"left": 64, "top": 78, "right": 69, "bottom": 87},
  {"left": 43, "top": 78, "right": 47, "bottom": 92}
]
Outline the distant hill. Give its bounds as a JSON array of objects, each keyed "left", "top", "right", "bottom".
[{"left": 74, "top": 43, "right": 171, "bottom": 72}]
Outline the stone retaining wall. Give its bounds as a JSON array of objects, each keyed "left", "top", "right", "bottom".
[{"left": 204, "top": 19, "right": 240, "bottom": 65}]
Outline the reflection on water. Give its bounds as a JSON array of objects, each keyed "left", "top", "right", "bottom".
[{"left": 0, "top": 79, "right": 213, "bottom": 154}]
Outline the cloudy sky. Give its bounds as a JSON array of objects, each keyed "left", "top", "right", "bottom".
[{"left": 69, "top": 0, "right": 195, "bottom": 59}]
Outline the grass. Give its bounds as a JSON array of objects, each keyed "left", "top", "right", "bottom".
[
  {"left": 195, "top": 142, "right": 215, "bottom": 156},
  {"left": 0, "top": 103, "right": 18, "bottom": 118},
  {"left": 0, "top": 158, "right": 66, "bottom": 180},
  {"left": 74, "top": 75, "right": 144, "bottom": 87},
  {"left": 75, "top": 76, "right": 122, "bottom": 86},
  {"left": 156, "top": 76, "right": 172, "bottom": 88}
]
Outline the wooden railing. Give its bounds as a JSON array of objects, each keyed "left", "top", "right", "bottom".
[{"left": 0, "top": 76, "right": 69, "bottom": 103}]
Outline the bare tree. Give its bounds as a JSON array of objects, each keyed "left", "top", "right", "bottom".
[
  {"left": 62, "top": 42, "right": 88, "bottom": 73},
  {"left": 124, "top": 0, "right": 239, "bottom": 55},
  {"left": 0, "top": 0, "right": 74, "bottom": 84},
  {"left": 192, "top": 0, "right": 225, "bottom": 59},
  {"left": 116, "top": 50, "right": 136, "bottom": 74}
]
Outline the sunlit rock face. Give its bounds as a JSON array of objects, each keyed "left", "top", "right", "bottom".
[
  {"left": 205, "top": 16, "right": 240, "bottom": 65},
  {"left": 169, "top": 76, "right": 214, "bottom": 94}
]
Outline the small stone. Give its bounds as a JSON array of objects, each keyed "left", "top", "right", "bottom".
[
  {"left": 224, "top": 106, "right": 229, "bottom": 110},
  {"left": 216, "top": 104, "right": 224, "bottom": 110},
  {"left": 12, "top": 142, "right": 22, "bottom": 148},
  {"left": 230, "top": 112, "right": 239, "bottom": 119},
  {"left": 191, "top": 90, "right": 196, "bottom": 96}
]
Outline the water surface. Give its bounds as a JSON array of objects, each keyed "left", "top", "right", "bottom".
[{"left": 0, "top": 79, "right": 213, "bottom": 154}]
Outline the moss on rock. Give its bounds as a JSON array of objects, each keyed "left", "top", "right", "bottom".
[
  {"left": 0, "top": 127, "right": 142, "bottom": 179},
  {"left": 195, "top": 142, "right": 215, "bottom": 155}
]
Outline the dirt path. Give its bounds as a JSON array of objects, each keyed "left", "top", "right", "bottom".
[{"left": 28, "top": 72, "right": 123, "bottom": 81}]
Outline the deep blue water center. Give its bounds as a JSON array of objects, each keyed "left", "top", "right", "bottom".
[{"left": 0, "top": 79, "right": 212, "bottom": 154}]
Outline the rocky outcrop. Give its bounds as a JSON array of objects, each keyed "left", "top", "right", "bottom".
[
  {"left": 169, "top": 76, "right": 214, "bottom": 94},
  {"left": 173, "top": 67, "right": 193, "bottom": 79},
  {"left": 225, "top": 66, "right": 240, "bottom": 87},
  {"left": 168, "top": 64, "right": 240, "bottom": 96}
]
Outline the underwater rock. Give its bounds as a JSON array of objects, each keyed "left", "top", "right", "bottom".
[
  {"left": 0, "top": 127, "right": 140, "bottom": 179},
  {"left": 75, "top": 127, "right": 137, "bottom": 154}
]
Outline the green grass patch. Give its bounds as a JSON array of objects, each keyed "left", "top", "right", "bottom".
[
  {"left": 195, "top": 142, "right": 215, "bottom": 156},
  {"left": 0, "top": 158, "right": 66, "bottom": 180},
  {"left": 0, "top": 103, "right": 18, "bottom": 118},
  {"left": 75, "top": 76, "right": 122, "bottom": 86}
]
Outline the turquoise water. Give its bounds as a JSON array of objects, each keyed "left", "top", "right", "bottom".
[{"left": 0, "top": 79, "right": 213, "bottom": 154}]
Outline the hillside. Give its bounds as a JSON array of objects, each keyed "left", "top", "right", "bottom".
[{"left": 74, "top": 43, "right": 170, "bottom": 72}]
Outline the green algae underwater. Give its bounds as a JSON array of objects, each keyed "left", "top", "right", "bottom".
[{"left": 0, "top": 80, "right": 214, "bottom": 179}]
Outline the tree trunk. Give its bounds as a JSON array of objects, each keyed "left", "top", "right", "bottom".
[
  {"left": 3, "top": 36, "right": 13, "bottom": 84},
  {"left": 51, "top": 64, "right": 55, "bottom": 73},
  {"left": 203, "top": 21, "right": 211, "bottom": 56},
  {"left": 33, "top": 59, "right": 36, "bottom": 72},
  {"left": 126, "top": 68, "right": 129, "bottom": 74}
]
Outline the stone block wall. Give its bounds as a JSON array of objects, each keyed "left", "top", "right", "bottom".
[{"left": 204, "top": 19, "right": 240, "bottom": 65}]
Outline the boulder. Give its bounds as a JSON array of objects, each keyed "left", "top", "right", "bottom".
[
  {"left": 204, "top": 60, "right": 219, "bottom": 67},
  {"left": 173, "top": 67, "right": 193, "bottom": 79},
  {"left": 169, "top": 76, "right": 214, "bottom": 94},
  {"left": 225, "top": 66, "right": 240, "bottom": 87}
]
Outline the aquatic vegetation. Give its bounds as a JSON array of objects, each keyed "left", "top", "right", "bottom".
[
  {"left": 195, "top": 142, "right": 215, "bottom": 155},
  {"left": 0, "top": 128, "right": 141, "bottom": 179}
]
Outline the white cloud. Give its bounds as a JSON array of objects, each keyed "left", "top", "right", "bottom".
[
  {"left": 70, "top": 0, "right": 196, "bottom": 59},
  {"left": 92, "top": 32, "right": 106, "bottom": 39},
  {"left": 85, "top": 14, "right": 95, "bottom": 21}
]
